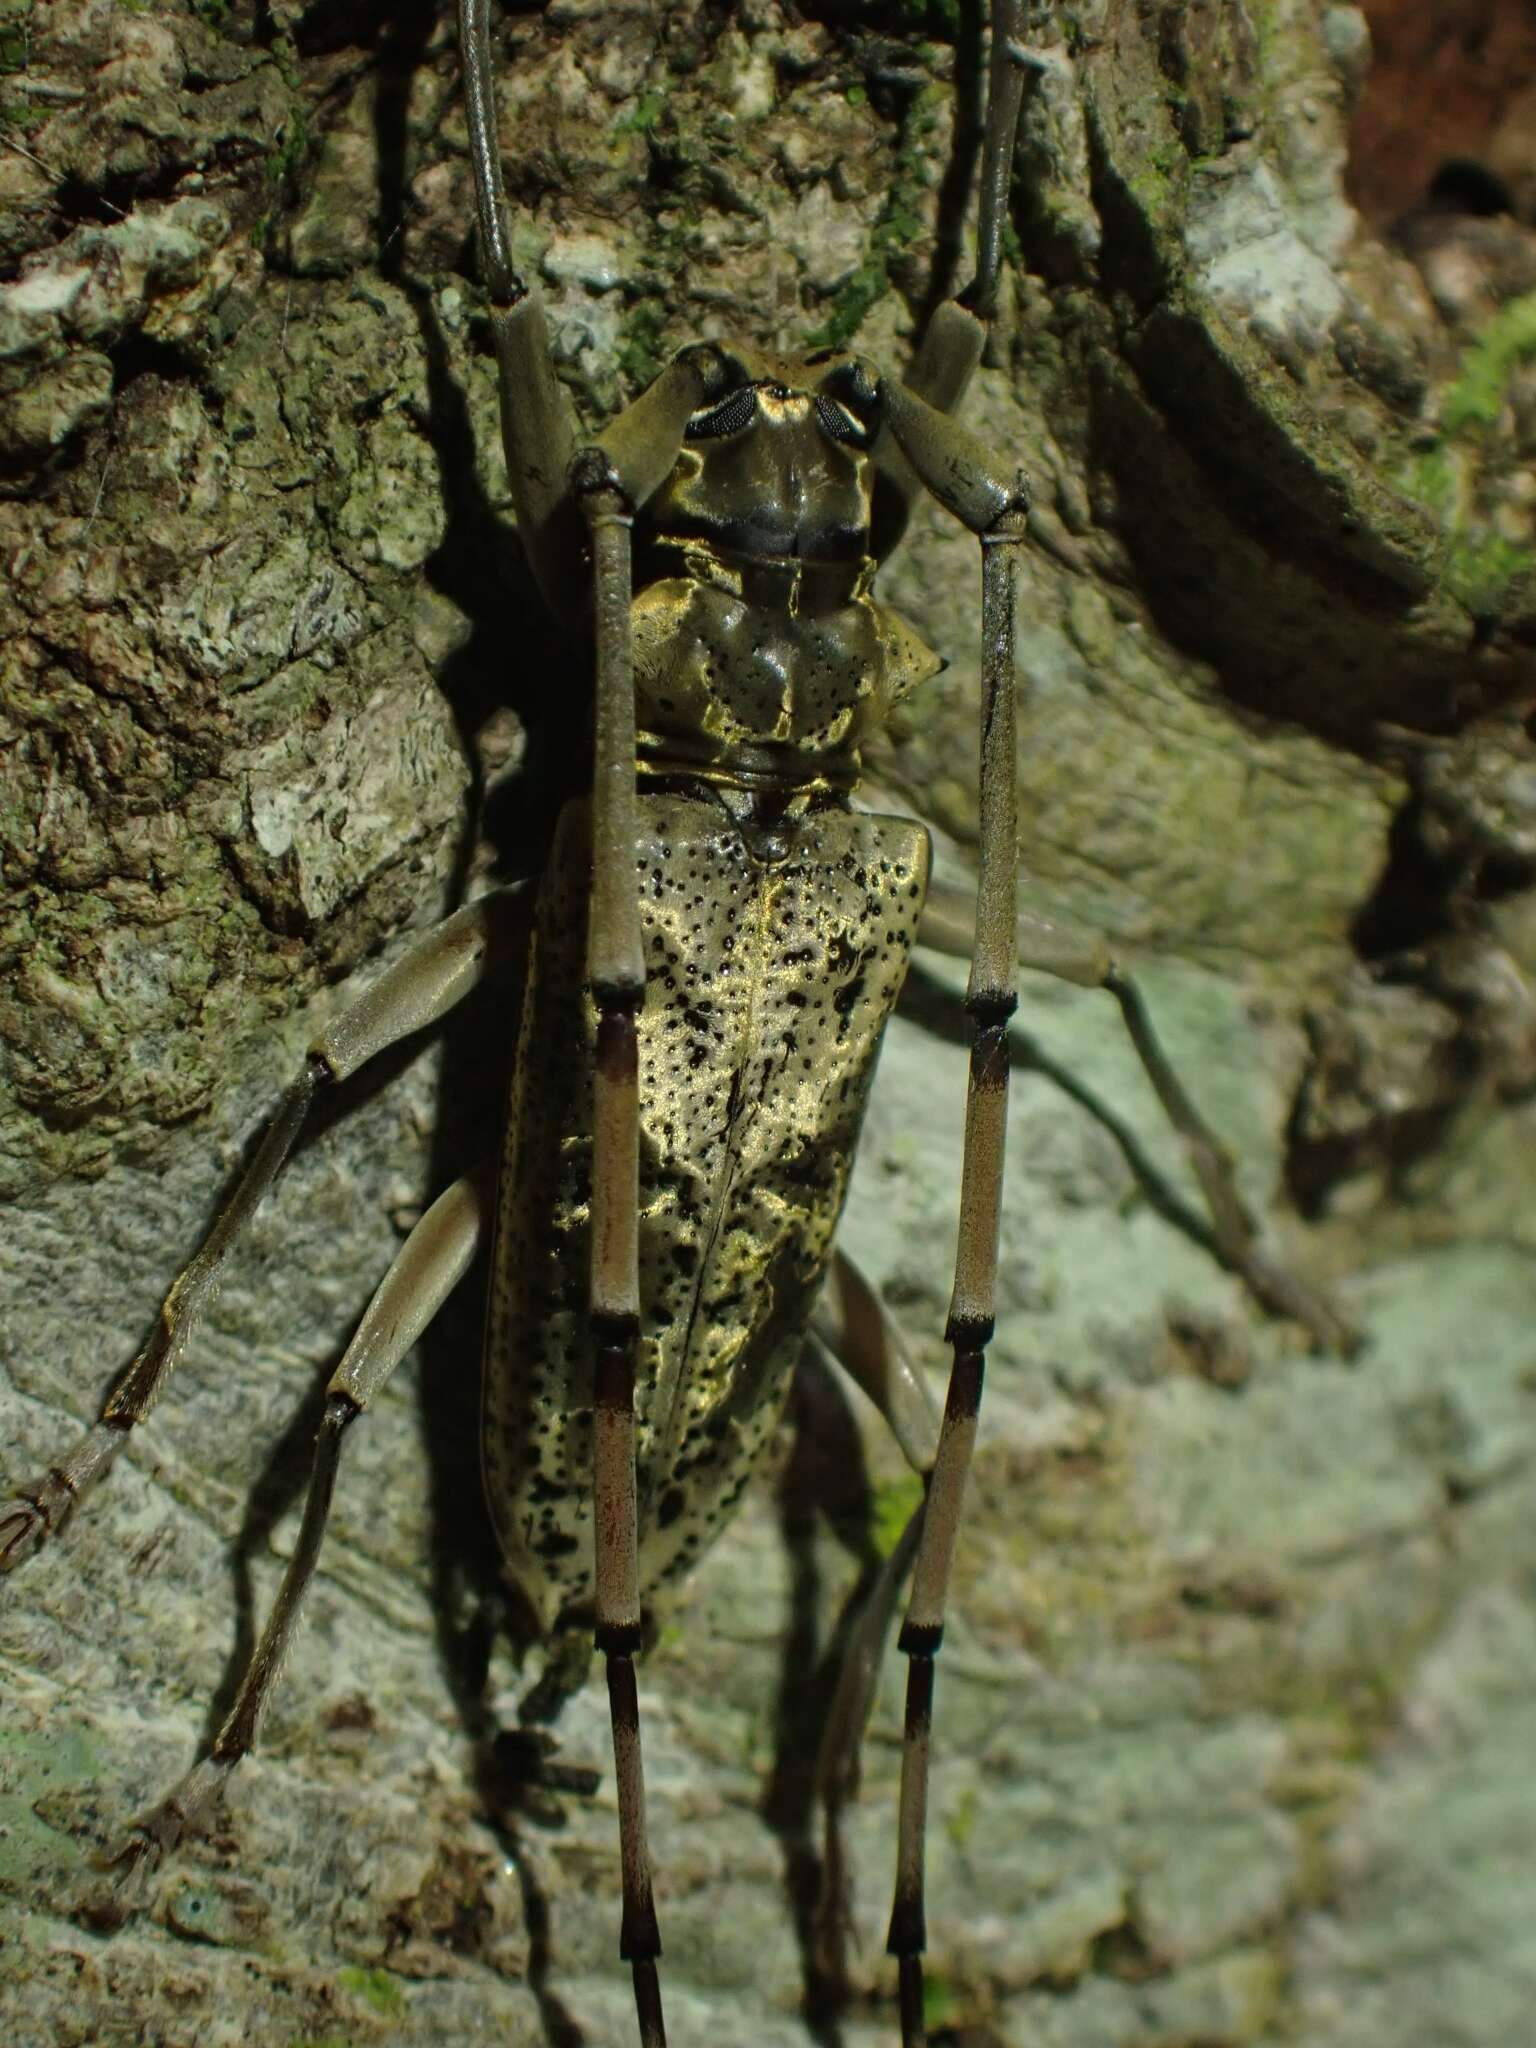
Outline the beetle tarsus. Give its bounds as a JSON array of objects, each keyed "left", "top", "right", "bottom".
[
  {"left": 0, "top": 1490, "right": 52, "bottom": 1571},
  {"left": 1, "top": 1419, "right": 130, "bottom": 1573},
  {"left": 106, "top": 1754, "right": 232, "bottom": 1883}
]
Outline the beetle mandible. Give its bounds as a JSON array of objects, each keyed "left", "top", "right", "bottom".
[{"left": 0, "top": 3, "right": 1358, "bottom": 2042}]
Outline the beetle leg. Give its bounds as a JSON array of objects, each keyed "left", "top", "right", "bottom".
[
  {"left": 802, "top": 1252, "right": 940, "bottom": 1999},
  {"left": 575, "top": 465, "right": 667, "bottom": 2048},
  {"left": 872, "top": 421, "right": 1028, "bottom": 2044},
  {"left": 111, "top": 1170, "right": 491, "bottom": 1875},
  {"left": 817, "top": 1248, "right": 942, "bottom": 1482},
  {"left": 0, "top": 889, "right": 525, "bottom": 1574},
  {"left": 918, "top": 879, "right": 1363, "bottom": 1354},
  {"left": 595, "top": 343, "right": 730, "bottom": 513}
]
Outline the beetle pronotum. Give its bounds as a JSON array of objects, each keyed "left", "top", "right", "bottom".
[{"left": 0, "top": 3, "right": 1360, "bottom": 2041}]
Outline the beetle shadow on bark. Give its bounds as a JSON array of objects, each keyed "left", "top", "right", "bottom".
[
  {"left": 909, "top": 0, "right": 987, "bottom": 349},
  {"left": 360, "top": 0, "right": 587, "bottom": 899},
  {"left": 762, "top": 1344, "right": 888, "bottom": 2045},
  {"left": 364, "top": 16, "right": 598, "bottom": 2040},
  {"left": 899, "top": 958, "right": 1226, "bottom": 1259}
]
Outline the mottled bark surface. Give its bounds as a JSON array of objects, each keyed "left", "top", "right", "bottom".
[{"left": 2, "top": 2, "right": 1534, "bottom": 2043}]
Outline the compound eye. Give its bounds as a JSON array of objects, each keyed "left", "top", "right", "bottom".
[
  {"left": 814, "top": 392, "right": 874, "bottom": 449},
  {"left": 815, "top": 356, "right": 881, "bottom": 447},
  {"left": 684, "top": 383, "right": 759, "bottom": 441}
]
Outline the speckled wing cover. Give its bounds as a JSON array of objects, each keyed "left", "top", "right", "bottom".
[{"left": 484, "top": 787, "right": 929, "bottom": 1631}]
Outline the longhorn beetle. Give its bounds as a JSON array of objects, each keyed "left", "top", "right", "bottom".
[{"left": 0, "top": 3, "right": 1356, "bottom": 2042}]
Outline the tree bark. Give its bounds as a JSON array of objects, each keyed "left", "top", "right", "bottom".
[{"left": 2, "top": 3, "right": 1534, "bottom": 2044}]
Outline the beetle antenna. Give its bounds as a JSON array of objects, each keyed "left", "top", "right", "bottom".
[
  {"left": 965, "top": 0, "right": 1043, "bottom": 321},
  {"left": 461, "top": 0, "right": 525, "bottom": 308}
]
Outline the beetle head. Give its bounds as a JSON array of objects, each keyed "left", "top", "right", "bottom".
[{"left": 642, "top": 343, "right": 884, "bottom": 565}]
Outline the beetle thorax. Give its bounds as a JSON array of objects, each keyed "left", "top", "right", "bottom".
[{"left": 629, "top": 350, "right": 939, "bottom": 794}]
